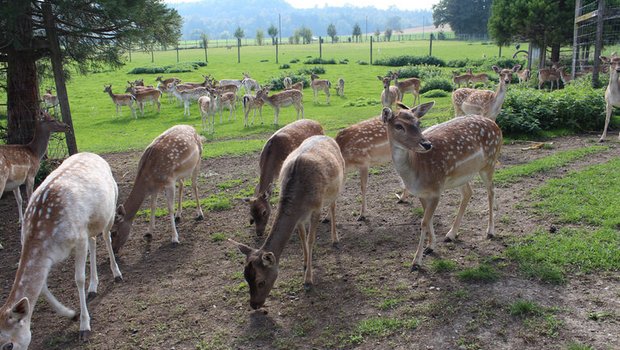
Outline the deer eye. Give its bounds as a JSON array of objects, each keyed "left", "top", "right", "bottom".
[
  {"left": 394, "top": 124, "right": 405, "bottom": 131},
  {"left": 257, "top": 281, "right": 266, "bottom": 288},
  {"left": 3, "top": 343, "right": 14, "bottom": 350},
  {"left": 249, "top": 218, "right": 254, "bottom": 225}
]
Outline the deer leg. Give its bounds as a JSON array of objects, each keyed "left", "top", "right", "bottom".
[
  {"left": 297, "top": 223, "right": 309, "bottom": 273},
  {"left": 329, "top": 201, "right": 339, "bottom": 248},
  {"left": 300, "top": 103, "right": 304, "bottom": 119},
  {"left": 175, "top": 179, "right": 184, "bottom": 222},
  {"left": 600, "top": 102, "right": 612, "bottom": 142},
  {"left": 191, "top": 166, "right": 204, "bottom": 221},
  {"left": 412, "top": 196, "right": 439, "bottom": 270},
  {"left": 304, "top": 212, "right": 321, "bottom": 289},
  {"left": 164, "top": 184, "right": 180, "bottom": 244},
  {"left": 274, "top": 107, "right": 279, "bottom": 125},
  {"left": 13, "top": 188, "right": 24, "bottom": 228},
  {"left": 325, "top": 88, "right": 330, "bottom": 104},
  {"left": 445, "top": 183, "right": 473, "bottom": 242},
  {"left": 74, "top": 238, "right": 92, "bottom": 341},
  {"left": 357, "top": 166, "right": 369, "bottom": 221},
  {"left": 87, "top": 236, "right": 99, "bottom": 301},
  {"left": 479, "top": 168, "right": 497, "bottom": 238},
  {"left": 103, "top": 221, "right": 123, "bottom": 282},
  {"left": 147, "top": 194, "right": 157, "bottom": 239}
]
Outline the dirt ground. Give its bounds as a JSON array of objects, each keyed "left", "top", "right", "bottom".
[{"left": 0, "top": 133, "right": 618, "bottom": 350}]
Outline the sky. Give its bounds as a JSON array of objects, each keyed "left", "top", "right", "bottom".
[{"left": 164, "top": 0, "right": 440, "bottom": 11}]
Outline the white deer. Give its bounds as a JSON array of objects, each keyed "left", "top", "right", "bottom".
[{"left": 0, "top": 152, "right": 123, "bottom": 347}]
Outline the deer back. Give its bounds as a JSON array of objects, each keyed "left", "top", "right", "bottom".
[{"left": 335, "top": 116, "right": 391, "bottom": 170}]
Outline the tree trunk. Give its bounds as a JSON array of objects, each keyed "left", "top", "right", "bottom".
[{"left": 551, "top": 43, "right": 561, "bottom": 64}]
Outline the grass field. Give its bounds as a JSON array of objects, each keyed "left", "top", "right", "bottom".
[{"left": 1, "top": 40, "right": 523, "bottom": 156}]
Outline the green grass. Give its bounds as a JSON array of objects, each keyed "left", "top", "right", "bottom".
[
  {"left": 348, "top": 317, "right": 420, "bottom": 345},
  {"left": 457, "top": 264, "right": 500, "bottom": 283},
  {"left": 566, "top": 343, "right": 594, "bottom": 350},
  {"left": 210, "top": 232, "right": 227, "bottom": 242},
  {"left": 509, "top": 300, "right": 543, "bottom": 318},
  {"left": 493, "top": 146, "right": 608, "bottom": 186},
  {"left": 429, "top": 259, "right": 458, "bottom": 273}
]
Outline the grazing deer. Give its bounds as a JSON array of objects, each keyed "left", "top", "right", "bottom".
[
  {"left": 242, "top": 94, "right": 265, "bottom": 127},
  {"left": 0, "top": 152, "right": 123, "bottom": 347},
  {"left": 244, "top": 119, "right": 324, "bottom": 236},
  {"left": 452, "top": 65, "right": 520, "bottom": 120},
  {"left": 256, "top": 86, "right": 304, "bottom": 125},
  {"left": 452, "top": 71, "right": 472, "bottom": 89},
  {"left": 537, "top": 63, "right": 561, "bottom": 90},
  {"left": 42, "top": 88, "right": 59, "bottom": 115},
  {"left": 103, "top": 84, "right": 136, "bottom": 118},
  {"left": 467, "top": 68, "right": 490, "bottom": 86},
  {"left": 382, "top": 101, "right": 502, "bottom": 270},
  {"left": 111, "top": 125, "right": 205, "bottom": 253},
  {"left": 335, "top": 116, "right": 409, "bottom": 221},
  {"left": 198, "top": 95, "right": 215, "bottom": 133},
  {"left": 599, "top": 54, "right": 620, "bottom": 142},
  {"left": 310, "top": 73, "right": 331, "bottom": 104},
  {"left": 0, "top": 111, "right": 68, "bottom": 230},
  {"left": 231, "top": 135, "right": 345, "bottom": 309},
  {"left": 125, "top": 86, "right": 162, "bottom": 116},
  {"left": 517, "top": 67, "right": 531, "bottom": 84},
  {"left": 170, "top": 83, "right": 210, "bottom": 117},
  {"left": 378, "top": 75, "right": 400, "bottom": 108},
  {"left": 218, "top": 78, "right": 243, "bottom": 89},
  {"left": 335, "top": 78, "right": 345, "bottom": 97},
  {"left": 241, "top": 72, "right": 261, "bottom": 94},
  {"left": 391, "top": 72, "right": 421, "bottom": 106}
]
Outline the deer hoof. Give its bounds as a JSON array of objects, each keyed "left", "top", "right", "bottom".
[
  {"left": 143, "top": 233, "right": 153, "bottom": 240},
  {"left": 486, "top": 233, "right": 495, "bottom": 239},
  {"left": 303, "top": 283, "right": 313, "bottom": 291},
  {"left": 79, "top": 330, "right": 91, "bottom": 342},
  {"left": 71, "top": 312, "right": 80, "bottom": 322},
  {"left": 423, "top": 247, "right": 434, "bottom": 255},
  {"left": 332, "top": 241, "right": 341, "bottom": 250},
  {"left": 114, "top": 276, "right": 124, "bottom": 283},
  {"left": 174, "top": 216, "right": 181, "bottom": 224},
  {"left": 356, "top": 215, "right": 366, "bottom": 222},
  {"left": 444, "top": 236, "right": 454, "bottom": 243},
  {"left": 320, "top": 216, "right": 330, "bottom": 224},
  {"left": 195, "top": 214, "right": 204, "bottom": 221},
  {"left": 87, "top": 292, "right": 97, "bottom": 303},
  {"left": 171, "top": 241, "right": 179, "bottom": 247},
  {"left": 410, "top": 264, "right": 421, "bottom": 272}
]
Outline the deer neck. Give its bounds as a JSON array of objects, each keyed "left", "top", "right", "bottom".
[
  {"left": 27, "top": 124, "right": 54, "bottom": 159},
  {"left": 106, "top": 90, "right": 116, "bottom": 100},
  {"left": 389, "top": 142, "right": 424, "bottom": 195},
  {"left": 609, "top": 70, "right": 620, "bottom": 92},
  {"left": 261, "top": 206, "right": 301, "bottom": 259},
  {"left": 487, "top": 80, "right": 507, "bottom": 117},
  {"left": 122, "top": 178, "right": 149, "bottom": 221},
  {"left": 3, "top": 249, "right": 52, "bottom": 319}
]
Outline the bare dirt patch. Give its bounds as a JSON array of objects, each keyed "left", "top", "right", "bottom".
[{"left": 0, "top": 134, "right": 618, "bottom": 350}]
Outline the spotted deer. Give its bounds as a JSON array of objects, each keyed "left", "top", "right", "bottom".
[
  {"left": 452, "top": 71, "right": 472, "bottom": 88},
  {"left": 452, "top": 65, "right": 520, "bottom": 120},
  {"left": 244, "top": 119, "right": 324, "bottom": 236},
  {"left": 125, "top": 86, "right": 162, "bottom": 116},
  {"left": 103, "top": 84, "right": 136, "bottom": 118},
  {"left": 391, "top": 72, "right": 421, "bottom": 106},
  {"left": 0, "top": 152, "right": 123, "bottom": 348},
  {"left": 335, "top": 116, "right": 410, "bottom": 221},
  {"left": 210, "top": 88, "right": 237, "bottom": 123},
  {"left": 0, "top": 111, "right": 68, "bottom": 230},
  {"left": 42, "top": 88, "right": 59, "bottom": 115},
  {"left": 599, "top": 54, "right": 620, "bottom": 141},
  {"left": 170, "top": 83, "right": 210, "bottom": 117},
  {"left": 241, "top": 72, "right": 261, "bottom": 94},
  {"left": 378, "top": 75, "right": 400, "bottom": 108},
  {"left": 155, "top": 76, "right": 181, "bottom": 87},
  {"left": 517, "top": 67, "right": 531, "bottom": 84},
  {"left": 198, "top": 95, "right": 215, "bottom": 133},
  {"left": 310, "top": 73, "right": 331, "bottom": 104},
  {"left": 256, "top": 86, "right": 304, "bottom": 125},
  {"left": 286, "top": 81, "right": 304, "bottom": 91},
  {"left": 111, "top": 125, "right": 205, "bottom": 253},
  {"left": 537, "top": 63, "right": 561, "bottom": 90},
  {"left": 467, "top": 69, "right": 490, "bottom": 86},
  {"left": 283, "top": 77, "right": 293, "bottom": 89},
  {"left": 382, "top": 101, "right": 502, "bottom": 270},
  {"left": 242, "top": 94, "right": 265, "bottom": 127},
  {"left": 335, "top": 78, "right": 345, "bottom": 97},
  {"left": 231, "top": 135, "right": 345, "bottom": 309}
]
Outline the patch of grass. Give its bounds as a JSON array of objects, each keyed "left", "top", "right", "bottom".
[
  {"left": 509, "top": 299, "right": 543, "bottom": 318},
  {"left": 457, "top": 264, "right": 499, "bottom": 283},
  {"left": 348, "top": 317, "right": 419, "bottom": 345},
  {"left": 566, "top": 342, "right": 595, "bottom": 350},
  {"left": 210, "top": 232, "right": 227, "bottom": 242},
  {"left": 587, "top": 310, "right": 614, "bottom": 321},
  {"left": 377, "top": 298, "right": 404, "bottom": 311},
  {"left": 493, "top": 146, "right": 608, "bottom": 186},
  {"left": 430, "top": 259, "right": 457, "bottom": 273},
  {"left": 216, "top": 179, "right": 243, "bottom": 190}
]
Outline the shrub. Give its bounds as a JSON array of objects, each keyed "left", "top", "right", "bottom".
[
  {"left": 279, "top": 64, "right": 291, "bottom": 69},
  {"left": 422, "top": 89, "right": 448, "bottom": 98},
  {"left": 263, "top": 73, "right": 309, "bottom": 90},
  {"left": 290, "top": 58, "right": 300, "bottom": 63},
  {"left": 420, "top": 78, "right": 453, "bottom": 93},
  {"left": 339, "top": 58, "right": 349, "bottom": 64},
  {"left": 297, "top": 66, "right": 326, "bottom": 75},
  {"left": 389, "top": 65, "right": 443, "bottom": 80},
  {"left": 373, "top": 55, "right": 446, "bottom": 67},
  {"left": 303, "top": 57, "right": 337, "bottom": 64},
  {"left": 357, "top": 60, "right": 369, "bottom": 65}
]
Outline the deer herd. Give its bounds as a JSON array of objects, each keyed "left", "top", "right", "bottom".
[{"left": 1, "top": 54, "right": 619, "bottom": 349}]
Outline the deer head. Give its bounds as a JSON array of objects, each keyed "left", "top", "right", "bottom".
[
  {"left": 111, "top": 205, "right": 131, "bottom": 254},
  {"left": 492, "top": 65, "right": 520, "bottom": 84},
  {"left": 381, "top": 102, "right": 434, "bottom": 153},
  {"left": 243, "top": 190, "right": 271, "bottom": 236},
  {"left": 229, "top": 239, "right": 278, "bottom": 310},
  {"left": 0, "top": 297, "right": 32, "bottom": 350}
]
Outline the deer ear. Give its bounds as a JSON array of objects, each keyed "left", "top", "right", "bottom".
[
  {"left": 512, "top": 65, "right": 521, "bottom": 72},
  {"left": 396, "top": 102, "right": 409, "bottom": 110},
  {"left": 381, "top": 107, "right": 393, "bottom": 123},
  {"left": 600, "top": 56, "right": 610, "bottom": 63},
  {"left": 262, "top": 252, "right": 276, "bottom": 267},
  {"left": 377, "top": 76, "right": 384, "bottom": 81},
  {"left": 11, "top": 297, "right": 30, "bottom": 321},
  {"left": 228, "top": 239, "right": 254, "bottom": 257},
  {"left": 115, "top": 205, "right": 126, "bottom": 223},
  {"left": 412, "top": 101, "right": 435, "bottom": 118},
  {"left": 492, "top": 65, "right": 500, "bottom": 73}
]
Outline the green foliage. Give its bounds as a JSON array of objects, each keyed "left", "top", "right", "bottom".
[
  {"left": 420, "top": 78, "right": 453, "bottom": 93},
  {"left": 296, "top": 66, "right": 326, "bottom": 75},
  {"left": 446, "top": 57, "right": 524, "bottom": 69},
  {"left": 128, "top": 61, "right": 206, "bottom": 74},
  {"left": 422, "top": 89, "right": 449, "bottom": 98},
  {"left": 433, "top": 0, "right": 491, "bottom": 36},
  {"left": 279, "top": 64, "right": 291, "bottom": 69},
  {"left": 303, "top": 57, "right": 337, "bottom": 64},
  {"left": 457, "top": 264, "right": 499, "bottom": 283},
  {"left": 35, "top": 159, "right": 61, "bottom": 185},
  {"left": 430, "top": 259, "right": 457, "bottom": 273},
  {"left": 289, "top": 58, "right": 300, "bottom": 63},
  {"left": 374, "top": 55, "right": 446, "bottom": 67},
  {"left": 509, "top": 300, "right": 543, "bottom": 318},
  {"left": 497, "top": 83, "right": 606, "bottom": 135},
  {"left": 348, "top": 317, "right": 419, "bottom": 344},
  {"left": 567, "top": 343, "right": 594, "bottom": 350},
  {"left": 263, "top": 72, "right": 310, "bottom": 90},
  {"left": 210, "top": 232, "right": 227, "bottom": 242},
  {"left": 344, "top": 97, "right": 381, "bottom": 107},
  {"left": 388, "top": 65, "right": 443, "bottom": 80}
]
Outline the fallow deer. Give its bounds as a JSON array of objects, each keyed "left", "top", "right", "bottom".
[
  {"left": 241, "top": 72, "right": 261, "bottom": 94},
  {"left": 599, "top": 54, "right": 620, "bottom": 142},
  {"left": 335, "top": 78, "right": 345, "bottom": 97},
  {"left": 170, "top": 83, "right": 210, "bottom": 117},
  {"left": 286, "top": 81, "right": 304, "bottom": 91},
  {"left": 244, "top": 119, "right": 324, "bottom": 236},
  {"left": 125, "top": 86, "right": 162, "bottom": 116},
  {"left": 391, "top": 72, "right": 421, "bottom": 106},
  {"left": 517, "top": 68, "right": 531, "bottom": 84},
  {"left": 231, "top": 135, "right": 345, "bottom": 309},
  {"left": 103, "top": 84, "right": 136, "bottom": 118},
  {"left": 558, "top": 67, "right": 572, "bottom": 85},
  {"left": 310, "top": 73, "right": 331, "bottom": 104},
  {"left": 155, "top": 76, "right": 181, "bottom": 87},
  {"left": 452, "top": 65, "right": 520, "bottom": 120},
  {"left": 242, "top": 94, "right": 265, "bottom": 127},
  {"left": 537, "top": 64, "right": 561, "bottom": 90},
  {"left": 256, "top": 86, "right": 304, "bottom": 125},
  {"left": 467, "top": 68, "right": 490, "bottom": 86},
  {"left": 452, "top": 71, "right": 472, "bottom": 89},
  {"left": 283, "top": 77, "right": 293, "bottom": 89},
  {"left": 382, "top": 101, "right": 502, "bottom": 270},
  {"left": 210, "top": 89, "right": 237, "bottom": 123},
  {"left": 335, "top": 116, "right": 409, "bottom": 221},
  {"left": 42, "top": 88, "right": 59, "bottom": 115},
  {"left": 0, "top": 111, "right": 68, "bottom": 230},
  {"left": 378, "top": 75, "right": 400, "bottom": 108},
  {"left": 198, "top": 95, "right": 215, "bottom": 133},
  {"left": 0, "top": 152, "right": 123, "bottom": 347},
  {"left": 111, "top": 125, "right": 205, "bottom": 253}
]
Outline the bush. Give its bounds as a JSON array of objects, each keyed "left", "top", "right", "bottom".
[
  {"left": 303, "top": 57, "right": 337, "bottom": 64},
  {"left": 279, "top": 64, "right": 291, "bottom": 69},
  {"left": 445, "top": 57, "right": 524, "bottom": 70},
  {"left": 297, "top": 66, "right": 326, "bottom": 75},
  {"left": 420, "top": 78, "right": 453, "bottom": 93},
  {"left": 373, "top": 55, "right": 446, "bottom": 67},
  {"left": 263, "top": 73, "right": 309, "bottom": 90},
  {"left": 388, "top": 65, "right": 443, "bottom": 80},
  {"left": 357, "top": 60, "right": 369, "bottom": 65},
  {"left": 421, "top": 89, "right": 449, "bottom": 98},
  {"left": 339, "top": 58, "right": 349, "bottom": 64},
  {"left": 290, "top": 58, "right": 300, "bottom": 63},
  {"left": 497, "top": 82, "right": 606, "bottom": 135}
]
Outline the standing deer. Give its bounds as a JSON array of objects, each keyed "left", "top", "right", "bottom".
[
  {"left": 170, "top": 83, "right": 210, "bottom": 117},
  {"left": 198, "top": 95, "right": 215, "bottom": 133},
  {"left": 517, "top": 67, "right": 531, "bottom": 84},
  {"left": 599, "top": 54, "right": 620, "bottom": 142},
  {"left": 0, "top": 111, "right": 68, "bottom": 230},
  {"left": 42, "top": 88, "right": 59, "bottom": 115},
  {"left": 452, "top": 71, "right": 472, "bottom": 89},
  {"left": 231, "top": 135, "right": 345, "bottom": 309},
  {"left": 0, "top": 152, "right": 123, "bottom": 347},
  {"left": 256, "top": 86, "right": 304, "bottom": 125},
  {"left": 241, "top": 72, "right": 261, "bottom": 94},
  {"left": 244, "top": 119, "right": 324, "bottom": 236},
  {"left": 310, "top": 73, "right": 331, "bottom": 104},
  {"left": 242, "top": 94, "right": 265, "bottom": 127},
  {"left": 111, "top": 125, "right": 205, "bottom": 253},
  {"left": 283, "top": 77, "right": 293, "bottom": 89},
  {"left": 335, "top": 78, "right": 345, "bottom": 97},
  {"left": 210, "top": 88, "right": 237, "bottom": 123},
  {"left": 103, "top": 84, "right": 136, "bottom": 118},
  {"left": 452, "top": 65, "right": 520, "bottom": 120},
  {"left": 537, "top": 63, "right": 561, "bottom": 90},
  {"left": 382, "top": 101, "right": 502, "bottom": 270},
  {"left": 378, "top": 75, "right": 400, "bottom": 108},
  {"left": 335, "top": 116, "right": 409, "bottom": 221},
  {"left": 467, "top": 68, "right": 490, "bottom": 86},
  {"left": 125, "top": 86, "right": 162, "bottom": 116},
  {"left": 391, "top": 72, "right": 421, "bottom": 106}
]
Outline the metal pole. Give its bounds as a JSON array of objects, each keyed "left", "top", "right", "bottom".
[
  {"left": 237, "top": 38, "right": 241, "bottom": 63},
  {"left": 429, "top": 33, "right": 433, "bottom": 56},
  {"left": 176, "top": 45, "right": 179, "bottom": 62},
  {"left": 276, "top": 37, "right": 279, "bottom": 64},
  {"left": 370, "top": 36, "right": 373, "bottom": 65},
  {"left": 319, "top": 36, "right": 322, "bottom": 59}
]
